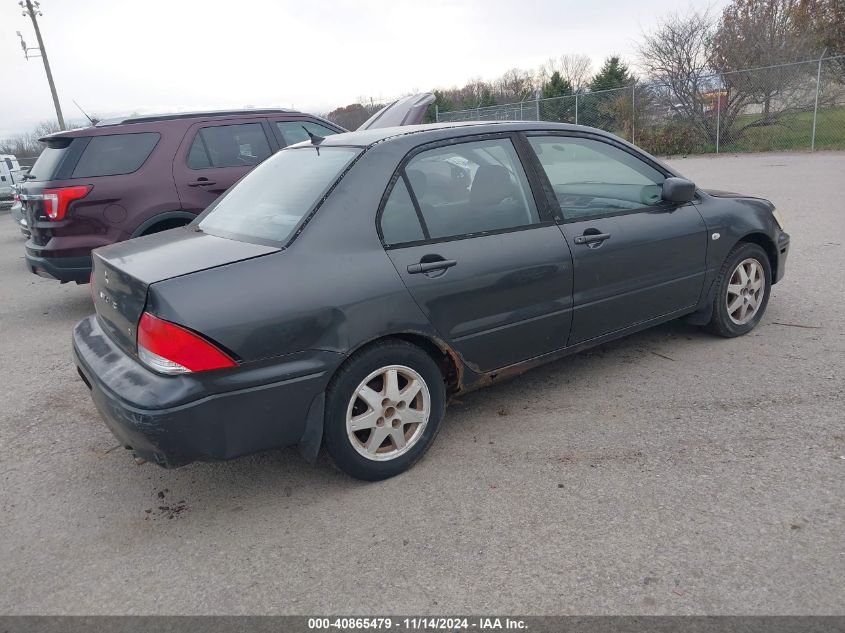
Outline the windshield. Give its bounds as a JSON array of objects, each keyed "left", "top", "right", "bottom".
[{"left": 198, "top": 146, "right": 361, "bottom": 245}]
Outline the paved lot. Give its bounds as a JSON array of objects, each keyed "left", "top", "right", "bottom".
[{"left": 0, "top": 152, "right": 843, "bottom": 615}]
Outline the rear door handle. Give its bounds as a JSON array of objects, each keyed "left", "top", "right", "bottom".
[
  {"left": 407, "top": 259, "right": 457, "bottom": 274},
  {"left": 573, "top": 232, "right": 611, "bottom": 245},
  {"left": 188, "top": 179, "right": 217, "bottom": 187}
]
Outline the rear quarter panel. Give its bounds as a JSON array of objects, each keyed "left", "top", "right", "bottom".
[{"left": 147, "top": 145, "right": 443, "bottom": 364}]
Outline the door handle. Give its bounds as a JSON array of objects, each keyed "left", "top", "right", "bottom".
[
  {"left": 407, "top": 259, "right": 457, "bottom": 274},
  {"left": 573, "top": 232, "right": 611, "bottom": 245},
  {"left": 188, "top": 178, "right": 217, "bottom": 187}
]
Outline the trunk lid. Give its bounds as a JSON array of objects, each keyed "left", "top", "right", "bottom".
[
  {"left": 91, "top": 228, "right": 278, "bottom": 355},
  {"left": 357, "top": 93, "right": 435, "bottom": 130}
]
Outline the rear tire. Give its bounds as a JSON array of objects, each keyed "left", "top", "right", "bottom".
[
  {"left": 324, "top": 340, "right": 446, "bottom": 481},
  {"left": 705, "top": 242, "right": 771, "bottom": 338}
]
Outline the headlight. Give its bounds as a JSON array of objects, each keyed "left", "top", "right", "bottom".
[{"left": 771, "top": 209, "right": 786, "bottom": 230}]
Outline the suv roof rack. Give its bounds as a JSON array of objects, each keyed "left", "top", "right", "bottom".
[{"left": 95, "top": 108, "right": 299, "bottom": 127}]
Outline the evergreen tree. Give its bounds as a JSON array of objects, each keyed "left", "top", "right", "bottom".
[
  {"left": 479, "top": 87, "right": 497, "bottom": 108},
  {"left": 541, "top": 71, "right": 574, "bottom": 98},
  {"left": 589, "top": 56, "right": 633, "bottom": 92},
  {"left": 540, "top": 71, "right": 576, "bottom": 122},
  {"left": 425, "top": 90, "right": 456, "bottom": 123}
]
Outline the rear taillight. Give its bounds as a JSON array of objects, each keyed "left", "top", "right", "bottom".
[
  {"left": 42, "top": 185, "right": 92, "bottom": 220},
  {"left": 137, "top": 312, "right": 237, "bottom": 375}
]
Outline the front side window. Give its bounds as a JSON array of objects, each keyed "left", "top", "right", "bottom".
[
  {"left": 276, "top": 121, "right": 339, "bottom": 146},
  {"left": 186, "top": 123, "right": 271, "bottom": 169},
  {"left": 527, "top": 136, "right": 666, "bottom": 220},
  {"left": 384, "top": 137, "right": 539, "bottom": 242},
  {"left": 72, "top": 133, "right": 160, "bottom": 178},
  {"left": 198, "top": 146, "right": 360, "bottom": 245}
]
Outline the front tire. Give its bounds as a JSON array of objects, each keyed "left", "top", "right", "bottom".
[
  {"left": 705, "top": 242, "right": 771, "bottom": 337},
  {"left": 324, "top": 340, "right": 446, "bottom": 481}
]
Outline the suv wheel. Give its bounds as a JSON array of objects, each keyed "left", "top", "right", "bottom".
[{"left": 324, "top": 340, "right": 446, "bottom": 480}]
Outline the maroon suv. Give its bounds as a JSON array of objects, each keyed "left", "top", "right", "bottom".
[{"left": 20, "top": 109, "right": 344, "bottom": 283}]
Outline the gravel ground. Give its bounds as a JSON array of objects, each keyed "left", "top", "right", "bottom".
[{"left": 0, "top": 151, "right": 842, "bottom": 615}]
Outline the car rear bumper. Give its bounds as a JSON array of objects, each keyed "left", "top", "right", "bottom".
[
  {"left": 25, "top": 252, "right": 91, "bottom": 283},
  {"left": 72, "top": 315, "right": 340, "bottom": 468},
  {"left": 25, "top": 230, "right": 118, "bottom": 283}
]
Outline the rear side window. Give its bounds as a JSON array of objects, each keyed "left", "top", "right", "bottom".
[
  {"left": 72, "top": 133, "right": 160, "bottom": 178},
  {"left": 395, "top": 138, "right": 540, "bottom": 241},
  {"left": 276, "top": 121, "right": 339, "bottom": 146},
  {"left": 380, "top": 178, "right": 425, "bottom": 245},
  {"left": 187, "top": 123, "right": 271, "bottom": 169},
  {"left": 29, "top": 139, "right": 75, "bottom": 181}
]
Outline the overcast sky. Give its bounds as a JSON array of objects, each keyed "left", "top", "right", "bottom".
[{"left": 0, "top": 0, "right": 728, "bottom": 137}]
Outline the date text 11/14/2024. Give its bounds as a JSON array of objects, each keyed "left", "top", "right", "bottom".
[{"left": 307, "top": 617, "right": 528, "bottom": 630}]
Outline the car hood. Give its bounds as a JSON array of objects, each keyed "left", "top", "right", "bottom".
[
  {"left": 91, "top": 228, "right": 278, "bottom": 355},
  {"left": 357, "top": 93, "right": 435, "bottom": 130}
]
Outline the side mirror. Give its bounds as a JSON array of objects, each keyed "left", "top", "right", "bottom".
[{"left": 662, "top": 177, "right": 696, "bottom": 204}]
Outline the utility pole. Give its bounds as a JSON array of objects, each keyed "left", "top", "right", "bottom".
[{"left": 19, "top": 0, "right": 65, "bottom": 130}]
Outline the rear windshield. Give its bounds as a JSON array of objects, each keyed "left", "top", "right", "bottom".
[{"left": 197, "top": 146, "right": 361, "bottom": 246}]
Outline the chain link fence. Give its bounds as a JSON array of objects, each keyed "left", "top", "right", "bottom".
[{"left": 436, "top": 55, "right": 845, "bottom": 155}]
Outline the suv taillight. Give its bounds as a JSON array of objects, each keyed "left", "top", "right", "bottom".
[
  {"left": 42, "top": 185, "right": 92, "bottom": 220},
  {"left": 137, "top": 312, "right": 237, "bottom": 375}
]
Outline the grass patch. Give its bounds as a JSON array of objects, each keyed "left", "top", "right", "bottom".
[{"left": 721, "top": 107, "right": 845, "bottom": 152}]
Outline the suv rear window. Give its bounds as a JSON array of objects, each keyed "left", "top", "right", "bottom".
[
  {"left": 198, "top": 146, "right": 360, "bottom": 246},
  {"left": 71, "top": 133, "right": 160, "bottom": 178}
]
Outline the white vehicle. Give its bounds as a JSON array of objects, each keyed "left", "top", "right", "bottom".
[{"left": 1, "top": 154, "right": 23, "bottom": 205}]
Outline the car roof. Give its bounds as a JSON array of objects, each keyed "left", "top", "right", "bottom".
[
  {"left": 308, "top": 120, "right": 680, "bottom": 179},
  {"left": 41, "top": 108, "right": 313, "bottom": 140},
  {"left": 94, "top": 108, "right": 300, "bottom": 127},
  {"left": 316, "top": 120, "right": 612, "bottom": 148}
]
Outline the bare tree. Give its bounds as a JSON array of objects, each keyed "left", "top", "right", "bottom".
[
  {"left": 538, "top": 54, "right": 593, "bottom": 93},
  {"left": 326, "top": 101, "right": 384, "bottom": 130},
  {"left": 713, "top": 0, "right": 816, "bottom": 121},
  {"left": 558, "top": 54, "right": 593, "bottom": 92},
  {"left": 0, "top": 120, "right": 62, "bottom": 158},
  {"left": 794, "top": 0, "right": 845, "bottom": 78},
  {"left": 639, "top": 10, "right": 732, "bottom": 145},
  {"left": 495, "top": 68, "right": 535, "bottom": 101}
]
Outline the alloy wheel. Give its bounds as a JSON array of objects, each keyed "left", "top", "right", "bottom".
[
  {"left": 345, "top": 364, "right": 431, "bottom": 461},
  {"left": 726, "top": 257, "right": 765, "bottom": 325}
]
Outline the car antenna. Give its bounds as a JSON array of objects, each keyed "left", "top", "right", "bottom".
[
  {"left": 73, "top": 99, "right": 96, "bottom": 125},
  {"left": 303, "top": 126, "right": 324, "bottom": 154}
]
